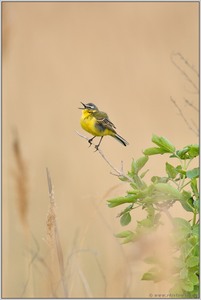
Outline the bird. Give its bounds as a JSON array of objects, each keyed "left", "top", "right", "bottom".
[{"left": 79, "top": 102, "right": 129, "bottom": 150}]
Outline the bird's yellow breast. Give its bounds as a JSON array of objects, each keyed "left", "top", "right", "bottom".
[{"left": 80, "top": 110, "right": 111, "bottom": 136}]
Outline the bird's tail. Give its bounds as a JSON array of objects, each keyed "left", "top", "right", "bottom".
[{"left": 113, "top": 133, "right": 129, "bottom": 146}]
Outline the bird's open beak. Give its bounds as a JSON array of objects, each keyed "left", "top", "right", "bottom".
[{"left": 78, "top": 102, "right": 86, "bottom": 109}]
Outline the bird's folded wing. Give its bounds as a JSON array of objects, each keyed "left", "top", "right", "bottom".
[{"left": 93, "top": 111, "right": 116, "bottom": 130}]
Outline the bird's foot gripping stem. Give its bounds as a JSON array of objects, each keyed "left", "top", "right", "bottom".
[
  {"left": 94, "top": 136, "right": 103, "bottom": 152},
  {"left": 94, "top": 144, "right": 99, "bottom": 152},
  {"left": 87, "top": 136, "right": 103, "bottom": 151},
  {"left": 88, "top": 136, "right": 96, "bottom": 147}
]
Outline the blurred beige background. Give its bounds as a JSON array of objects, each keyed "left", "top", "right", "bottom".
[{"left": 2, "top": 2, "right": 199, "bottom": 298}]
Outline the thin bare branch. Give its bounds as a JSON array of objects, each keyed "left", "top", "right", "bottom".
[
  {"left": 170, "top": 52, "right": 199, "bottom": 92},
  {"left": 191, "top": 119, "right": 199, "bottom": 133},
  {"left": 170, "top": 97, "right": 198, "bottom": 136},
  {"left": 75, "top": 131, "right": 132, "bottom": 182},
  {"left": 173, "top": 52, "right": 199, "bottom": 76},
  {"left": 184, "top": 98, "right": 199, "bottom": 112}
]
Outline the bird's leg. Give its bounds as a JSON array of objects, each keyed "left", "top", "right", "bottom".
[
  {"left": 94, "top": 136, "right": 103, "bottom": 151},
  {"left": 88, "top": 136, "right": 96, "bottom": 147}
]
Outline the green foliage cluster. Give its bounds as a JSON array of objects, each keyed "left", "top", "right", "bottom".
[{"left": 107, "top": 135, "right": 199, "bottom": 298}]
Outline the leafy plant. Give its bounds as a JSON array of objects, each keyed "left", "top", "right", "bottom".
[{"left": 107, "top": 134, "right": 199, "bottom": 298}]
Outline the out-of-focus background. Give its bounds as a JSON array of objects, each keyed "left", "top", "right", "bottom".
[{"left": 2, "top": 2, "right": 199, "bottom": 298}]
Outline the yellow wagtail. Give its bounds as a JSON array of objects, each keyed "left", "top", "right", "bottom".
[{"left": 79, "top": 102, "right": 129, "bottom": 150}]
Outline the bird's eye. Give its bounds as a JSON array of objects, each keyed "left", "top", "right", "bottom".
[{"left": 85, "top": 103, "right": 97, "bottom": 110}]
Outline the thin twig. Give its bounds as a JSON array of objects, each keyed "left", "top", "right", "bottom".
[
  {"left": 75, "top": 131, "right": 132, "bottom": 182},
  {"left": 184, "top": 98, "right": 199, "bottom": 112},
  {"left": 170, "top": 97, "right": 198, "bottom": 136},
  {"left": 191, "top": 119, "right": 199, "bottom": 133},
  {"left": 170, "top": 52, "right": 199, "bottom": 91},
  {"left": 173, "top": 52, "right": 199, "bottom": 77},
  {"left": 178, "top": 53, "right": 198, "bottom": 76}
]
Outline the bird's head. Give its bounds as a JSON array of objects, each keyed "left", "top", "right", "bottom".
[{"left": 79, "top": 102, "right": 99, "bottom": 112}]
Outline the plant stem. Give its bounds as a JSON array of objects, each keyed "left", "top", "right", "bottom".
[{"left": 192, "top": 210, "right": 197, "bottom": 226}]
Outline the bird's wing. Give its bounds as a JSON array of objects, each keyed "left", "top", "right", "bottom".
[{"left": 93, "top": 111, "right": 116, "bottom": 131}]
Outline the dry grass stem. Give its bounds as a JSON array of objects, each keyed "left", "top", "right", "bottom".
[
  {"left": 12, "top": 133, "right": 37, "bottom": 297},
  {"left": 46, "top": 168, "right": 68, "bottom": 297},
  {"left": 77, "top": 266, "right": 93, "bottom": 298}
]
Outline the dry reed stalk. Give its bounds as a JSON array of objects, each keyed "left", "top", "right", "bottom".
[
  {"left": 12, "top": 133, "right": 35, "bottom": 297},
  {"left": 12, "top": 134, "right": 28, "bottom": 230},
  {"left": 45, "top": 168, "right": 68, "bottom": 297}
]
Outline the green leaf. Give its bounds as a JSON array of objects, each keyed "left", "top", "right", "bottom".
[
  {"left": 190, "top": 178, "right": 199, "bottom": 199},
  {"left": 189, "top": 235, "right": 198, "bottom": 247},
  {"left": 154, "top": 183, "right": 182, "bottom": 200},
  {"left": 143, "top": 147, "right": 168, "bottom": 155},
  {"left": 181, "top": 280, "right": 194, "bottom": 292},
  {"left": 141, "top": 272, "right": 155, "bottom": 281},
  {"left": 186, "top": 168, "right": 199, "bottom": 179},
  {"left": 175, "top": 145, "right": 199, "bottom": 160},
  {"left": 115, "top": 230, "right": 135, "bottom": 243},
  {"left": 120, "top": 212, "right": 131, "bottom": 226},
  {"left": 173, "top": 217, "right": 191, "bottom": 232},
  {"left": 129, "top": 182, "right": 138, "bottom": 190},
  {"left": 107, "top": 195, "right": 137, "bottom": 208},
  {"left": 140, "top": 169, "right": 149, "bottom": 179},
  {"left": 151, "top": 176, "right": 168, "bottom": 183},
  {"left": 115, "top": 230, "right": 133, "bottom": 238},
  {"left": 190, "top": 244, "right": 199, "bottom": 258},
  {"left": 152, "top": 134, "right": 175, "bottom": 153},
  {"left": 186, "top": 256, "right": 199, "bottom": 268},
  {"left": 137, "top": 218, "right": 152, "bottom": 228},
  {"left": 180, "top": 199, "right": 194, "bottom": 212},
  {"left": 117, "top": 204, "right": 133, "bottom": 217},
  {"left": 132, "top": 156, "right": 149, "bottom": 174},
  {"left": 176, "top": 147, "right": 190, "bottom": 159},
  {"left": 193, "top": 199, "right": 199, "bottom": 211},
  {"left": 182, "top": 190, "right": 192, "bottom": 201},
  {"left": 173, "top": 257, "right": 185, "bottom": 270},
  {"left": 181, "top": 241, "right": 194, "bottom": 259},
  {"left": 141, "top": 267, "right": 162, "bottom": 282},
  {"left": 166, "top": 162, "right": 178, "bottom": 178},
  {"left": 180, "top": 191, "right": 194, "bottom": 212},
  {"left": 175, "top": 165, "right": 186, "bottom": 175},
  {"left": 189, "top": 273, "right": 199, "bottom": 285},
  {"left": 118, "top": 175, "right": 130, "bottom": 182},
  {"left": 192, "top": 224, "right": 199, "bottom": 236},
  {"left": 136, "top": 156, "right": 149, "bottom": 171},
  {"left": 188, "top": 144, "right": 199, "bottom": 158},
  {"left": 188, "top": 272, "right": 199, "bottom": 285},
  {"left": 180, "top": 267, "right": 188, "bottom": 279},
  {"left": 172, "top": 218, "right": 192, "bottom": 241}
]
